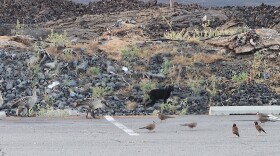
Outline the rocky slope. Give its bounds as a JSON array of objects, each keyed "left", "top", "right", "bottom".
[{"left": 0, "top": 0, "right": 280, "bottom": 117}]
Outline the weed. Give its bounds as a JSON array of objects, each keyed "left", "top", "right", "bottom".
[
  {"left": 206, "top": 75, "right": 218, "bottom": 95},
  {"left": 122, "top": 44, "right": 138, "bottom": 58},
  {"left": 88, "top": 67, "right": 100, "bottom": 76},
  {"left": 160, "top": 100, "right": 177, "bottom": 114},
  {"left": 188, "top": 78, "right": 203, "bottom": 95},
  {"left": 179, "top": 107, "right": 188, "bottom": 115},
  {"left": 92, "top": 86, "right": 112, "bottom": 98},
  {"left": 164, "top": 29, "right": 189, "bottom": 40},
  {"left": 62, "top": 48, "right": 76, "bottom": 61},
  {"left": 15, "top": 19, "right": 25, "bottom": 35},
  {"left": 249, "top": 51, "right": 264, "bottom": 81},
  {"left": 160, "top": 59, "right": 172, "bottom": 75},
  {"left": 232, "top": 72, "right": 248, "bottom": 83},
  {"left": 139, "top": 79, "right": 157, "bottom": 101},
  {"left": 37, "top": 104, "right": 69, "bottom": 117},
  {"left": 44, "top": 87, "right": 55, "bottom": 107},
  {"left": 46, "top": 29, "right": 69, "bottom": 47}
]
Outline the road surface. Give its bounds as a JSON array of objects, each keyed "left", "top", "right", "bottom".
[{"left": 0, "top": 115, "right": 279, "bottom": 156}]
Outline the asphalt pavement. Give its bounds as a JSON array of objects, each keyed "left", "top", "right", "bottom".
[{"left": 0, "top": 115, "right": 279, "bottom": 156}]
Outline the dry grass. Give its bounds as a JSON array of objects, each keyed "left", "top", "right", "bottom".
[
  {"left": 125, "top": 101, "right": 138, "bottom": 111},
  {"left": 114, "top": 86, "right": 133, "bottom": 95},
  {"left": 272, "top": 87, "right": 280, "bottom": 94},
  {"left": 193, "top": 53, "right": 227, "bottom": 64},
  {"left": 46, "top": 46, "right": 79, "bottom": 62},
  {"left": 171, "top": 55, "right": 193, "bottom": 66},
  {"left": 85, "top": 40, "right": 98, "bottom": 56},
  {"left": 172, "top": 53, "right": 227, "bottom": 66},
  {"left": 98, "top": 37, "right": 129, "bottom": 61},
  {"left": 134, "top": 65, "right": 147, "bottom": 72},
  {"left": 46, "top": 46, "right": 59, "bottom": 56},
  {"left": 137, "top": 43, "right": 177, "bottom": 59}
]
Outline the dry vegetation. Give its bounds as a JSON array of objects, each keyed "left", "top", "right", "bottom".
[{"left": 172, "top": 53, "right": 227, "bottom": 66}]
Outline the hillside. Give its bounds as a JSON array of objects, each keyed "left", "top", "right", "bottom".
[{"left": 0, "top": 0, "right": 280, "bottom": 116}]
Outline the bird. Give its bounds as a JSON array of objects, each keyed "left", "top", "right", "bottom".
[
  {"left": 158, "top": 112, "right": 174, "bottom": 122},
  {"left": 10, "top": 85, "right": 38, "bottom": 117},
  {"left": 106, "top": 61, "right": 116, "bottom": 74},
  {"left": 180, "top": 122, "right": 197, "bottom": 128},
  {"left": 139, "top": 121, "right": 156, "bottom": 132},
  {"left": 16, "top": 106, "right": 27, "bottom": 117},
  {"left": 72, "top": 97, "right": 106, "bottom": 119},
  {"left": 256, "top": 112, "right": 280, "bottom": 123},
  {"left": 254, "top": 121, "right": 266, "bottom": 135},
  {"left": 232, "top": 123, "right": 240, "bottom": 137},
  {"left": 0, "top": 89, "right": 3, "bottom": 108}
]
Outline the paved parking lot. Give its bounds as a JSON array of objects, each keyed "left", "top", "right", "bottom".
[{"left": 0, "top": 115, "right": 279, "bottom": 156}]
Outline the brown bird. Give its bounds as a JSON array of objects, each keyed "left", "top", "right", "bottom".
[
  {"left": 232, "top": 123, "right": 240, "bottom": 137},
  {"left": 139, "top": 121, "right": 156, "bottom": 132},
  {"left": 255, "top": 121, "right": 266, "bottom": 135},
  {"left": 180, "top": 122, "right": 197, "bottom": 128},
  {"left": 158, "top": 112, "right": 174, "bottom": 122},
  {"left": 257, "top": 112, "right": 279, "bottom": 123},
  {"left": 11, "top": 85, "right": 38, "bottom": 117},
  {"left": 72, "top": 97, "right": 106, "bottom": 119}
]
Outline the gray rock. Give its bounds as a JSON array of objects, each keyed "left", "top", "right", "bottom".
[
  {"left": 17, "top": 81, "right": 27, "bottom": 89},
  {"left": 58, "top": 102, "right": 66, "bottom": 109},
  {"left": 68, "top": 80, "right": 77, "bottom": 87},
  {"left": 6, "top": 82, "right": 13, "bottom": 90},
  {"left": 76, "top": 61, "right": 88, "bottom": 73},
  {"left": 69, "top": 90, "right": 76, "bottom": 97}
]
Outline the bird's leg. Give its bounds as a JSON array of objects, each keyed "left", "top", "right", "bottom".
[
  {"left": 86, "top": 109, "right": 90, "bottom": 119},
  {"left": 16, "top": 108, "right": 20, "bottom": 117},
  {"left": 92, "top": 110, "right": 100, "bottom": 119}
]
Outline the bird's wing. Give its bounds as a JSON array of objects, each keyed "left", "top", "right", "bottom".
[{"left": 11, "top": 96, "right": 30, "bottom": 108}]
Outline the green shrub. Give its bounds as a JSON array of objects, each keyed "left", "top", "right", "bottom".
[
  {"left": 160, "top": 59, "right": 172, "bottom": 75},
  {"left": 232, "top": 72, "right": 248, "bottom": 83},
  {"left": 88, "top": 67, "right": 100, "bottom": 76},
  {"left": 92, "top": 86, "right": 112, "bottom": 98},
  {"left": 140, "top": 79, "right": 156, "bottom": 101},
  {"left": 46, "top": 29, "right": 69, "bottom": 47}
]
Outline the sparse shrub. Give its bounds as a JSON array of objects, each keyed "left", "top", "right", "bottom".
[
  {"left": 188, "top": 78, "right": 203, "bottom": 94},
  {"left": 179, "top": 107, "right": 188, "bottom": 115},
  {"left": 122, "top": 44, "right": 138, "bottom": 58},
  {"left": 160, "top": 100, "right": 177, "bottom": 114},
  {"left": 139, "top": 79, "right": 157, "bottom": 101},
  {"left": 160, "top": 59, "right": 172, "bottom": 75},
  {"left": 232, "top": 72, "right": 248, "bottom": 83},
  {"left": 164, "top": 29, "right": 189, "bottom": 40},
  {"left": 15, "top": 19, "right": 25, "bottom": 35},
  {"left": 46, "top": 29, "right": 69, "bottom": 47},
  {"left": 92, "top": 86, "right": 112, "bottom": 98},
  {"left": 249, "top": 51, "right": 264, "bottom": 81},
  {"left": 62, "top": 48, "right": 76, "bottom": 60},
  {"left": 37, "top": 104, "right": 69, "bottom": 117},
  {"left": 88, "top": 67, "right": 100, "bottom": 76}
]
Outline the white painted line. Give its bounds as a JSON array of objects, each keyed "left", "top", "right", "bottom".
[
  {"left": 104, "top": 115, "right": 139, "bottom": 136},
  {"left": 209, "top": 106, "right": 280, "bottom": 115}
]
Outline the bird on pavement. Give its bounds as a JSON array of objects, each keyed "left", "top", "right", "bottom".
[
  {"left": 72, "top": 97, "right": 106, "bottom": 119},
  {"left": 232, "top": 123, "right": 240, "bottom": 137},
  {"left": 256, "top": 112, "right": 280, "bottom": 123},
  {"left": 254, "top": 121, "right": 266, "bottom": 135},
  {"left": 10, "top": 85, "right": 38, "bottom": 117},
  {"left": 180, "top": 122, "right": 197, "bottom": 128},
  {"left": 158, "top": 112, "right": 174, "bottom": 122},
  {"left": 139, "top": 121, "right": 156, "bottom": 132}
]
